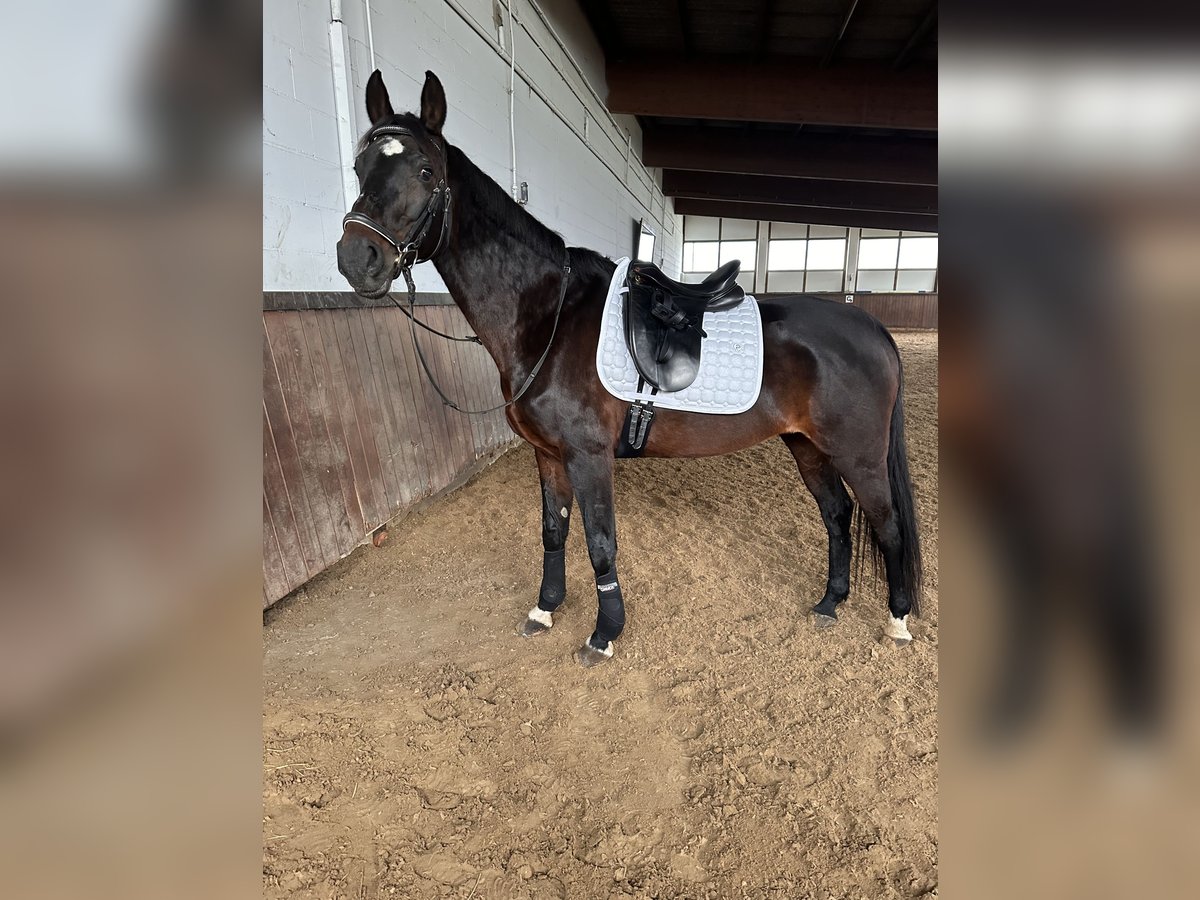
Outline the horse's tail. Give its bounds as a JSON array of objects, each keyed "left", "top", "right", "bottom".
[{"left": 853, "top": 346, "right": 923, "bottom": 616}]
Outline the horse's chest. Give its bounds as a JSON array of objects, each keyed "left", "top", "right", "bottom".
[
  {"left": 504, "top": 405, "right": 542, "bottom": 445},
  {"left": 505, "top": 399, "right": 576, "bottom": 453}
]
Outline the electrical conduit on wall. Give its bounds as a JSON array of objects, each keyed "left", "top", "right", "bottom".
[
  {"left": 506, "top": 0, "right": 520, "bottom": 199},
  {"left": 328, "top": 1, "right": 360, "bottom": 213}
]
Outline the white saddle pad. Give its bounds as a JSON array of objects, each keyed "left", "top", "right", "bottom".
[{"left": 596, "top": 258, "right": 764, "bottom": 414}]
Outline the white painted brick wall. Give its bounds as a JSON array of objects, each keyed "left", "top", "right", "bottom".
[{"left": 263, "top": 0, "right": 682, "bottom": 292}]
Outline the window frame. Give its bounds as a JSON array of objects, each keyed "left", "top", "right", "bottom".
[
  {"left": 855, "top": 231, "right": 939, "bottom": 293},
  {"left": 764, "top": 223, "right": 848, "bottom": 293},
  {"left": 682, "top": 219, "right": 757, "bottom": 277}
]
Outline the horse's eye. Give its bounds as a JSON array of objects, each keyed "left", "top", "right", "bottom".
[{"left": 418, "top": 167, "right": 433, "bottom": 182}]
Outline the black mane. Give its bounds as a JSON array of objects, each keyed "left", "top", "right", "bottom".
[{"left": 447, "top": 143, "right": 611, "bottom": 279}]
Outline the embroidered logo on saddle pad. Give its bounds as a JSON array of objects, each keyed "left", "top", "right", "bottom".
[{"left": 596, "top": 258, "right": 765, "bottom": 414}]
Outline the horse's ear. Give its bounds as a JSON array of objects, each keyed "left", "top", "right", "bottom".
[
  {"left": 420, "top": 71, "right": 447, "bottom": 136},
  {"left": 365, "top": 69, "right": 393, "bottom": 124}
]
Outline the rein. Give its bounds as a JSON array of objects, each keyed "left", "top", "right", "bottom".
[
  {"left": 400, "top": 253, "right": 571, "bottom": 415},
  {"left": 340, "top": 125, "right": 571, "bottom": 416}
]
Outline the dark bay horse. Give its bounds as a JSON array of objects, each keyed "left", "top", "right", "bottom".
[{"left": 337, "top": 71, "right": 922, "bottom": 667}]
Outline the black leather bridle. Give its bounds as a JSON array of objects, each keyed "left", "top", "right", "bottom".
[
  {"left": 340, "top": 125, "right": 571, "bottom": 416},
  {"left": 341, "top": 125, "right": 453, "bottom": 277}
]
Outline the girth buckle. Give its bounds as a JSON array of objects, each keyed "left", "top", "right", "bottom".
[{"left": 626, "top": 401, "right": 656, "bottom": 451}]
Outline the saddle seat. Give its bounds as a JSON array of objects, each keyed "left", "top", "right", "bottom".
[{"left": 623, "top": 259, "right": 746, "bottom": 393}]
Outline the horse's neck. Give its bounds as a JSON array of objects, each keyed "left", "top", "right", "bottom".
[{"left": 432, "top": 151, "right": 564, "bottom": 387}]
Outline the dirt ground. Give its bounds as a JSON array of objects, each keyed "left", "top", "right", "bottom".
[{"left": 263, "top": 332, "right": 938, "bottom": 899}]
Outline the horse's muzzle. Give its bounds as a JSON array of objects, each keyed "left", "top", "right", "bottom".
[{"left": 337, "top": 235, "right": 393, "bottom": 298}]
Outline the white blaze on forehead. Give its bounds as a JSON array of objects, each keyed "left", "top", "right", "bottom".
[{"left": 379, "top": 138, "right": 405, "bottom": 156}]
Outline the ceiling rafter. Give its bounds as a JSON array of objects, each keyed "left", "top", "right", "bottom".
[
  {"left": 662, "top": 170, "right": 938, "bottom": 216},
  {"left": 642, "top": 126, "right": 937, "bottom": 185},
  {"left": 676, "top": 0, "right": 694, "bottom": 57},
  {"left": 607, "top": 59, "right": 937, "bottom": 130},
  {"left": 673, "top": 198, "right": 938, "bottom": 233},
  {"left": 893, "top": 5, "right": 937, "bottom": 70},
  {"left": 821, "top": 0, "right": 862, "bottom": 68},
  {"left": 577, "top": 0, "right": 624, "bottom": 58},
  {"left": 756, "top": 0, "right": 776, "bottom": 56}
]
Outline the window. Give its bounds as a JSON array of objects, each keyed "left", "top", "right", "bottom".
[
  {"left": 898, "top": 237, "right": 938, "bottom": 269},
  {"left": 765, "top": 224, "right": 847, "bottom": 293},
  {"left": 676, "top": 217, "right": 937, "bottom": 296},
  {"left": 768, "top": 240, "right": 806, "bottom": 270},
  {"left": 682, "top": 217, "right": 756, "bottom": 287},
  {"left": 858, "top": 238, "right": 899, "bottom": 269},
  {"left": 634, "top": 218, "right": 656, "bottom": 262},
  {"left": 806, "top": 239, "right": 847, "bottom": 270},
  {"left": 683, "top": 241, "right": 718, "bottom": 273},
  {"left": 719, "top": 240, "right": 757, "bottom": 267},
  {"left": 855, "top": 231, "right": 938, "bottom": 292}
]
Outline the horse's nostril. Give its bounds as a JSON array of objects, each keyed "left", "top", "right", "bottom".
[
  {"left": 336, "top": 236, "right": 389, "bottom": 285},
  {"left": 364, "top": 241, "right": 388, "bottom": 276}
]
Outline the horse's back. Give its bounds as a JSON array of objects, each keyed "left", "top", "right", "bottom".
[{"left": 759, "top": 294, "right": 900, "bottom": 377}]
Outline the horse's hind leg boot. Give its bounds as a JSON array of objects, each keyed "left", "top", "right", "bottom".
[{"left": 537, "top": 548, "right": 567, "bottom": 612}]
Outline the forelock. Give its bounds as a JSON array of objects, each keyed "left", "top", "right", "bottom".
[{"left": 355, "top": 113, "right": 428, "bottom": 156}]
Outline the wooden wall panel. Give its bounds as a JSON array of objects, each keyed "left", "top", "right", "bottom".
[
  {"left": 834, "top": 292, "right": 935, "bottom": 329},
  {"left": 388, "top": 311, "right": 433, "bottom": 498},
  {"left": 269, "top": 313, "right": 360, "bottom": 557},
  {"left": 263, "top": 306, "right": 517, "bottom": 608},
  {"left": 365, "top": 309, "right": 419, "bottom": 508},
  {"left": 263, "top": 318, "right": 337, "bottom": 570},
  {"left": 386, "top": 309, "right": 438, "bottom": 495},
  {"left": 850, "top": 293, "right": 938, "bottom": 329},
  {"left": 762, "top": 291, "right": 938, "bottom": 330}
]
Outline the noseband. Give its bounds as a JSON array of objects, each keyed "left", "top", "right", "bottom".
[{"left": 341, "top": 125, "right": 453, "bottom": 277}]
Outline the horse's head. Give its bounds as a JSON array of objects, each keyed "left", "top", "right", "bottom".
[{"left": 337, "top": 70, "right": 450, "bottom": 299}]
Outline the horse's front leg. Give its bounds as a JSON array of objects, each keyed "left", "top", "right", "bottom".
[
  {"left": 520, "top": 449, "right": 575, "bottom": 637},
  {"left": 562, "top": 449, "right": 624, "bottom": 667}
]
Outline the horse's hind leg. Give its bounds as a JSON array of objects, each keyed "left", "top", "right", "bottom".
[
  {"left": 839, "top": 461, "right": 915, "bottom": 643},
  {"left": 519, "top": 449, "right": 574, "bottom": 637},
  {"left": 782, "top": 434, "right": 853, "bottom": 628}
]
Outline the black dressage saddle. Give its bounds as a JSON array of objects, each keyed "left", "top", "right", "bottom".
[{"left": 623, "top": 259, "right": 746, "bottom": 393}]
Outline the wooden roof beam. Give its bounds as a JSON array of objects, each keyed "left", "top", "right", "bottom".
[
  {"left": 642, "top": 126, "right": 937, "bottom": 185},
  {"left": 662, "top": 170, "right": 938, "bottom": 216},
  {"left": 673, "top": 198, "right": 938, "bottom": 233},
  {"left": 607, "top": 58, "right": 936, "bottom": 130}
]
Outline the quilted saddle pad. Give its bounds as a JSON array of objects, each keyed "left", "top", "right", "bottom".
[{"left": 595, "top": 257, "right": 764, "bottom": 414}]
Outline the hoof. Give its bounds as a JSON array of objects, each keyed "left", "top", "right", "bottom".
[
  {"left": 575, "top": 639, "right": 614, "bottom": 668},
  {"left": 519, "top": 606, "right": 553, "bottom": 638},
  {"left": 885, "top": 615, "right": 912, "bottom": 644},
  {"left": 812, "top": 613, "right": 838, "bottom": 630},
  {"left": 519, "top": 618, "right": 551, "bottom": 637}
]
